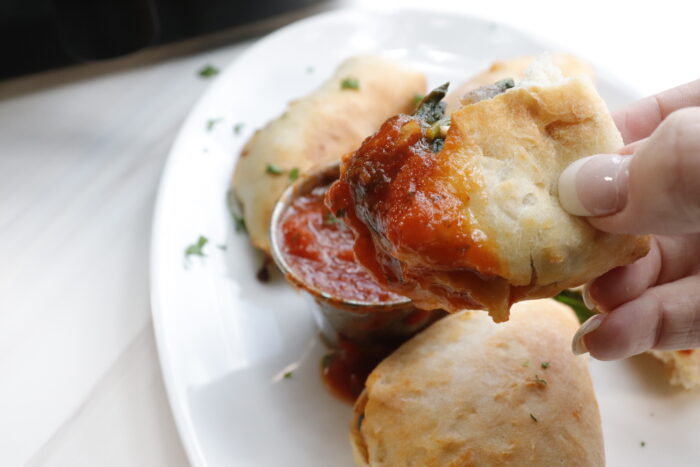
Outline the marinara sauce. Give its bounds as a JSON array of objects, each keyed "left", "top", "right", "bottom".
[
  {"left": 278, "top": 184, "right": 405, "bottom": 304},
  {"left": 278, "top": 182, "right": 437, "bottom": 401}
]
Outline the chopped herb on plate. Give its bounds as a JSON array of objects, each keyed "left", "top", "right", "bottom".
[
  {"left": 283, "top": 371, "right": 293, "bottom": 379},
  {"left": 233, "top": 122, "right": 245, "bottom": 135},
  {"left": 541, "top": 361, "right": 550, "bottom": 369},
  {"left": 184, "top": 235, "right": 208, "bottom": 263},
  {"left": 534, "top": 375, "right": 547, "bottom": 387},
  {"left": 206, "top": 118, "right": 222, "bottom": 131},
  {"left": 530, "top": 413, "right": 538, "bottom": 423},
  {"left": 232, "top": 213, "right": 247, "bottom": 234},
  {"left": 198, "top": 64, "right": 219, "bottom": 78}
]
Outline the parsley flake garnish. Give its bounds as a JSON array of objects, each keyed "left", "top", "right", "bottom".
[
  {"left": 184, "top": 236, "right": 208, "bottom": 261},
  {"left": 541, "top": 361, "right": 550, "bottom": 369},
  {"left": 283, "top": 371, "right": 293, "bottom": 379},
  {"left": 534, "top": 375, "right": 547, "bottom": 387},
  {"left": 522, "top": 360, "right": 530, "bottom": 367},
  {"left": 266, "top": 164, "right": 285, "bottom": 175},
  {"left": 640, "top": 441, "right": 646, "bottom": 447},
  {"left": 206, "top": 118, "right": 222, "bottom": 131},
  {"left": 341, "top": 77, "right": 360, "bottom": 90},
  {"left": 232, "top": 213, "right": 247, "bottom": 234},
  {"left": 233, "top": 122, "right": 245, "bottom": 135},
  {"left": 198, "top": 64, "right": 219, "bottom": 78},
  {"left": 288, "top": 167, "right": 300, "bottom": 182},
  {"left": 530, "top": 413, "right": 538, "bottom": 423}
]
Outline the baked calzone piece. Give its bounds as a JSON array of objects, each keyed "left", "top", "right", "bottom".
[
  {"left": 444, "top": 53, "right": 593, "bottom": 112},
  {"left": 232, "top": 55, "right": 426, "bottom": 253},
  {"left": 326, "top": 58, "right": 648, "bottom": 322},
  {"left": 351, "top": 299, "right": 604, "bottom": 467},
  {"left": 648, "top": 349, "right": 700, "bottom": 390}
]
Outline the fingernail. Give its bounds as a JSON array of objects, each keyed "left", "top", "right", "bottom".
[
  {"left": 572, "top": 313, "right": 606, "bottom": 355},
  {"left": 558, "top": 154, "right": 631, "bottom": 216},
  {"left": 582, "top": 283, "right": 596, "bottom": 310}
]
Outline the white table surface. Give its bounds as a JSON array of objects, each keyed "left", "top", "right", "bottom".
[{"left": 1, "top": 1, "right": 697, "bottom": 466}]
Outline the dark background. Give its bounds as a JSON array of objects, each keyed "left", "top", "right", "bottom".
[{"left": 1, "top": 0, "right": 324, "bottom": 79}]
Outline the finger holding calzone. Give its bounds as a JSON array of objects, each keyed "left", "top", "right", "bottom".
[{"left": 326, "top": 57, "right": 649, "bottom": 322}]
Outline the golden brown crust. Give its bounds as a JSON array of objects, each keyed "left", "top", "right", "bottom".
[
  {"left": 648, "top": 349, "right": 700, "bottom": 390},
  {"left": 350, "top": 391, "right": 370, "bottom": 467},
  {"left": 445, "top": 54, "right": 593, "bottom": 112},
  {"left": 443, "top": 76, "right": 650, "bottom": 298},
  {"left": 327, "top": 64, "right": 649, "bottom": 322},
  {"left": 351, "top": 299, "right": 604, "bottom": 467},
  {"left": 232, "top": 56, "right": 426, "bottom": 253}
]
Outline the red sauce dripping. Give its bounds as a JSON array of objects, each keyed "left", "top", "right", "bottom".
[
  {"left": 278, "top": 180, "right": 445, "bottom": 401},
  {"left": 321, "top": 335, "right": 400, "bottom": 402},
  {"left": 278, "top": 185, "right": 405, "bottom": 303},
  {"left": 325, "top": 115, "right": 511, "bottom": 316},
  {"left": 679, "top": 349, "right": 694, "bottom": 356},
  {"left": 321, "top": 308, "right": 441, "bottom": 402}
]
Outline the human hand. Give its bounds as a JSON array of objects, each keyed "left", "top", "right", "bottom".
[{"left": 558, "top": 79, "right": 700, "bottom": 360}]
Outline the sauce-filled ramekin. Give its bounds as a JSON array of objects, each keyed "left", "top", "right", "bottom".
[{"left": 270, "top": 162, "right": 445, "bottom": 400}]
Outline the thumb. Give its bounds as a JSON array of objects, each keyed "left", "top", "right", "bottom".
[{"left": 558, "top": 107, "right": 700, "bottom": 235}]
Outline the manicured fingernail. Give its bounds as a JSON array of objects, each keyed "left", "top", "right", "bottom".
[
  {"left": 558, "top": 154, "right": 631, "bottom": 216},
  {"left": 572, "top": 313, "right": 606, "bottom": 355},
  {"left": 582, "top": 283, "right": 596, "bottom": 311}
]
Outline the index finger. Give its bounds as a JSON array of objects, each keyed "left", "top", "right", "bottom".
[{"left": 613, "top": 78, "right": 700, "bottom": 144}]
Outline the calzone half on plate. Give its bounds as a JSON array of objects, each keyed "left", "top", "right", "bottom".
[
  {"left": 326, "top": 57, "right": 649, "bottom": 322},
  {"left": 232, "top": 55, "right": 426, "bottom": 254},
  {"left": 351, "top": 299, "right": 604, "bottom": 466}
]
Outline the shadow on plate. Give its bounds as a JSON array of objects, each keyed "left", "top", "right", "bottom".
[{"left": 623, "top": 353, "right": 682, "bottom": 396}]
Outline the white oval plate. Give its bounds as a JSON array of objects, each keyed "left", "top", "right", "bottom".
[{"left": 150, "top": 8, "right": 700, "bottom": 467}]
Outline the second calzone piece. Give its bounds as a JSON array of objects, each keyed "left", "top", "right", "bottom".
[
  {"left": 350, "top": 299, "right": 604, "bottom": 467},
  {"left": 232, "top": 55, "right": 426, "bottom": 254},
  {"left": 327, "top": 58, "right": 649, "bottom": 322}
]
